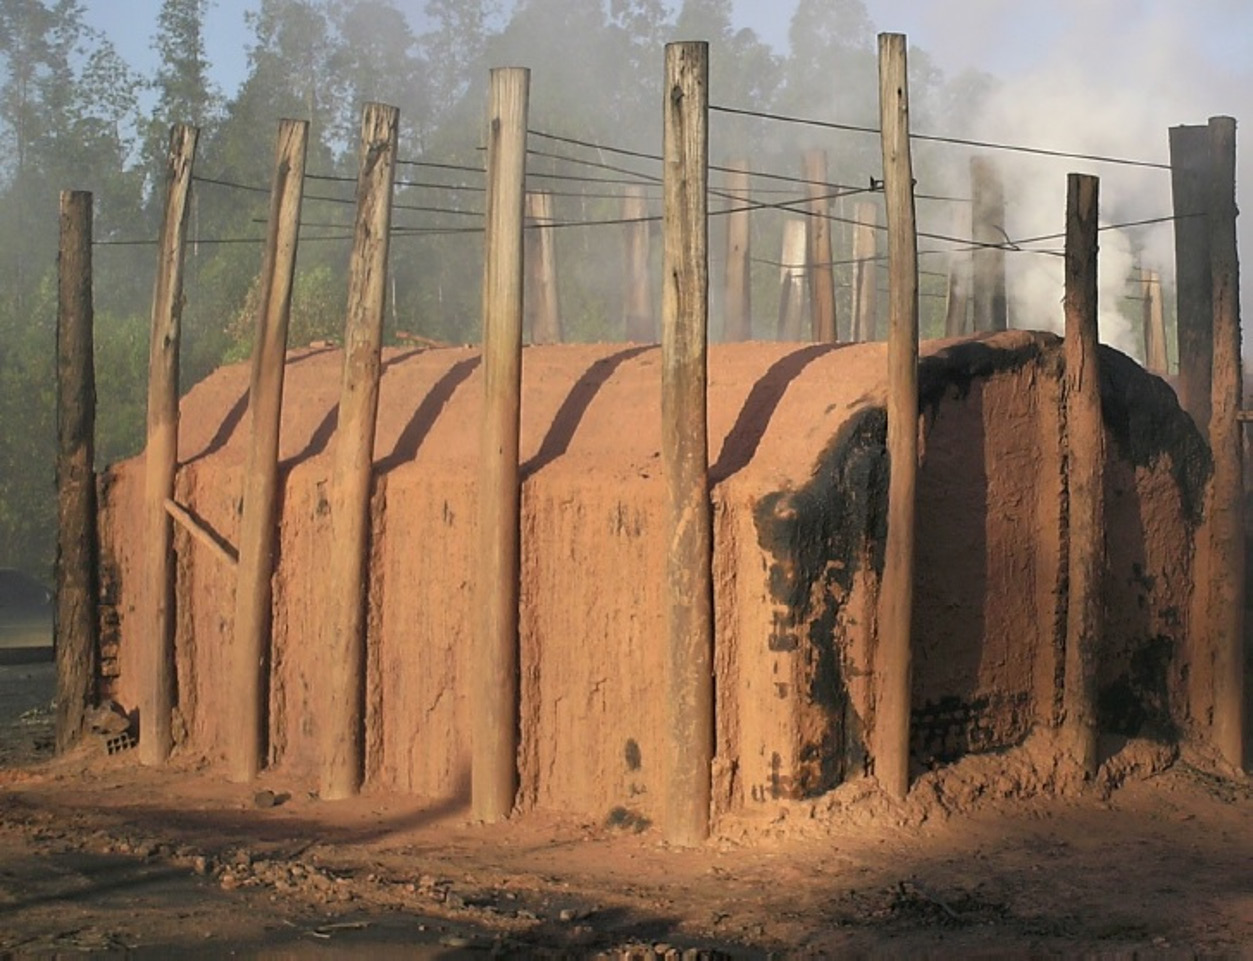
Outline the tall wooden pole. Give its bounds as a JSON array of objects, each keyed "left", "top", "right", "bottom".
[
  {"left": 623, "top": 185, "right": 654, "bottom": 341},
  {"left": 322, "top": 103, "right": 398, "bottom": 800},
  {"left": 661, "top": 40, "right": 713, "bottom": 846},
  {"left": 140, "top": 124, "right": 199, "bottom": 767},
  {"left": 230, "top": 119, "right": 309, "bottom": 784},
  {"left": 723, "top": 161, "right": 752, "bottom": 342},
  {"left": 55, "top": 190, "right": 99, "bottom": 754},
  {"left": 943, "top": 264, "right": 968, "bottom": 337},
  {"left": 1062, "top": 173, "right": 1104, "bottom": 777},
  {"left": 804, "top": 150, "right": 838, "bottom": 342},
  {"left": 474, "top": 68, "right": 529, "bottom": 823},
  {"left": 1205, "top": 115, "right": 1245, "bottom": 771},
  {"left": 852, "top": 201, "right": 878, "bottom": 342},
  {"left": 777, "top": 218, "right": 806, "bottom": 340},
  {"left": 971, "top": 156, "right": 1007, "bottom": 332},
  {"left": 1142, "top": 269, "right": 1168, "bottom": 374},
  {"left": 874, "top": 33, "right": 918, "bottom": 801},
  {"left": 525, "top": 191, "right": 562, "bottom": 344},
  {"left": 944, "top": 205, "right": 971, "bottom": 337},
  {"left": 1170, "top": 124, "right": 1214, "bottom": 433}
]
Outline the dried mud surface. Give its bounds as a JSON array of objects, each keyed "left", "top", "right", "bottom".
[
  {"left": 0, "top": 703, "right": 1251, "bottom": 958},
  {"left": 96, "top": 331, "right": 1212, "bottom": 819},
  {"left": 19, "top": 333, "right": 1249, "bottom": 955}
]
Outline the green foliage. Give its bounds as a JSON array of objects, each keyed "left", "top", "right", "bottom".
[
  {"left": 0, "top": 269, "right": 56, "bottom": 578},
  {"left": 221, "top": 262, "right": 348, "bottom": 363},
  {"left": 93, "top": 309, "right": 150, "bottom": 466}
]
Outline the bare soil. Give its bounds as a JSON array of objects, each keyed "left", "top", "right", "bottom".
[{"left": 0, "top": 668, "right": 1250, "bottom": 960}]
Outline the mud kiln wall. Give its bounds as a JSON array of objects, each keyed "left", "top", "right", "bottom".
[{"left": 96, "top": 330, "right": 1209, "bottom": 819}]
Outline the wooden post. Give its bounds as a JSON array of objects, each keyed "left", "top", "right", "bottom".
[
  {"left": 165, "top": 498, "right": 237, "bottom": 569},
  {"left": 777, "top": 218, "right": 806, "bottom": 340},
  {"left": 662, "top": 40, "right": 713, "bottom": 846},
  {"left": 1142, "top": 269, "right": 1168, "bottom": 374},
  {"left": 1170, "top": 124, "right": 1213, "bottom": 432},
  {"left": 623, "top": 185, "right": 654, "bottom": 342},
  {"left": 804, "top": 150, "right": 838, "bottom": 342},
  {"left": 1205, "top": 115, "right": 1244, "bottom": 771},
  {"left": 474, "top": 68, "right": 529, "bottom": 823},
  {"left": 723, "top": 161, "right": 751, "bottom": 342},
  {"left": 944, "top": 205, "right": 971, "bottom": 337},
  {"left": 1062, "top": 173, "right": 1104, "bottom": 777},
  {"left": 525, "top": 191, "right": 562, "bottom": 344},
  {"left": 229, "top": 118, "right": 309, "bottom": 784},
  {"left": 140, "top": 123, "right": 199, "bottom": 767},
  {"left": 322, "top": 103, "right": 398, "bottom": 800},
  {"left": 943, "top": 264, "right": 968, "bottom": 337},
  {"left": 971, "top": 156, "right": 1007, "bottom": 332},
  {"left": 874, "top": 33, "right": 918, "bottom": 801},
  {"left": 851, "top": 201, "right": 878, "bottom": 341},
  {"left": 55, "top": 190, "right": 98, "bottom": 753}
]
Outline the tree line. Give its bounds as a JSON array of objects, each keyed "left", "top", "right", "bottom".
[{"left": 0, "top": 0, "right": 993, "bottom": 579}]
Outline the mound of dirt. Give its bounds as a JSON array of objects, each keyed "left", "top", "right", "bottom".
[{"left": 96, "top": 330, "right": 1213, "bottom": 822}]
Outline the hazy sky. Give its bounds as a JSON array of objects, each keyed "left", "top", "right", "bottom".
[
  {"left": 79, "top": 0, "right": 1253, "bottom": 100},
  {"left": 78, "top": 0, "right": 1253, "bottom": 348}
]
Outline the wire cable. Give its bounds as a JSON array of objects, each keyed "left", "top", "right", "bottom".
[
  {"left": 527, "top": 146, "right": 662, "bottom": 185},
  {"left": 528, "top": 128, "right": 662, "bottom": 164},
  {"left": 709, "top": 103, "right": 1171, "bottom": 171},
  {"left": 397, "top": 158, "right": 485, "bottom": 175},
  {"left": 192, "top": 174, "right": 270, "bottom": 194}
]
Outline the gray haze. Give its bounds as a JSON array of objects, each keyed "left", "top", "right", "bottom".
[{"left": 81, "top": 0, "right": 1253, "bottom": 351}]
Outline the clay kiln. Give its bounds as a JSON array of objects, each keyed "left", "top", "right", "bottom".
[{"left": 97, "top": 329, "right": 1211, "bottom": 818}]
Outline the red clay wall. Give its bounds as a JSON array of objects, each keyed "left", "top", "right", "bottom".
[{"left": 97, "top": 330, "right": 1210, "bottom": 819}]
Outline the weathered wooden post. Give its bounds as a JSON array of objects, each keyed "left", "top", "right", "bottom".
[
  {"left": 777, "top": 218, "right": 806, "bottom": 340},
  {"left": 943, "top": 262, "right": 968, "bottom": 337},
  {"left": 661, "top": 40, "right": 713, "bottom": 845},
  {"left": 229, "top": 118, "right": 309, "bottom": 784},
  {"left": 322, "top": 103, "right": 399, "bottom": 800},
  {"left": 804, "top": 150, "right": 838, "bottom": 342},
  {"left": 874, "top": 33, "right": 918, "bottom": 801},
  {"left": 525, "top": 191, "right": 562, "bottom": 344},
  {"left": 1205, "top": 115, "right": 1245, "bottom": 771},
  {"left": 944, "top": 205, "right": 971, "bottom": 338},
  {"left": 55, "top": 190, "right": 99, "bottom": 753},
  {"left": 723, "top": 161, "right": 752, "bottom": 342},
  {"left": 851, "top": 201, "right": 878, "bottom": 341},
  {"left": 1142, "top": 269, "right": 1168, "bottom": 374},
  {"left": 1062, "top": 172, "right": 1104, "bottom": 777},
  {"left": 474, "top": 68, "right": 529, "bottom": 823},
  {"left": 140, "top": 123, "right": 199, "bottom": 767},
  {"left": 623, "top": 185, "right": 654, "bottom": 342},
  {"left": 971, "top": 156, "right": 1007, "bottom": 332},
  {"left": 1170, "top": 124, "right": 1214, "bottom": 432}
]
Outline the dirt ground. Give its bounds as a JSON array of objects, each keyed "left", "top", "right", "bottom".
[{"left": 0, "top": 663, "right": 1249, "bottom": 959}]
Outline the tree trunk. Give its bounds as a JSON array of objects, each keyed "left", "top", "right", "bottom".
[
  {"left": 55, "top": 190, "right": 99, "bottom": 754},
  {"left": 875, "top": 32, "right": 919, "bottom": 801},
  {"left": 661, "top": 40, "right": 713, "bottom": 846}
]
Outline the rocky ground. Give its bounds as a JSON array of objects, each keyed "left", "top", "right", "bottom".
[{"left": 0, "top": 663, "right": 1250, "bottom": 959}]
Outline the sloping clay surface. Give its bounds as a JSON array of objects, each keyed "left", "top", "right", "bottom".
[{"left": 97, "top": 331, "right": 1209, "bottom": 820}]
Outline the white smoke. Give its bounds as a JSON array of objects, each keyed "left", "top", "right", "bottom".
[{"left": 869, "top": 0, "right": 1253, "bottom": 359}]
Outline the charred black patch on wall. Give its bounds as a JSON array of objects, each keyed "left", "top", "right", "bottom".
[
  {"left": 95, "top": 469, "right": 123, "bottom": 702},
  {"left": 751, "top": 335, "right": 1206, "bottom": 796},
  {"left": 753, "top": 407, "right": 888, "bottom": 797},
  {"left": 1098, "top": 634, "right": 1179, "bottom": 739},
  {"left": 918, "top": 336, "right": 1052, "bottom": 418},
  {"left": 911, "top": 692, "right": 1033, "bottom": 766},
  {"left": 1097, "top": 346, "right": 1211, "bottom": 525},
  {"left": 623, "top": 738, "right": 641, "bottom": 771}
]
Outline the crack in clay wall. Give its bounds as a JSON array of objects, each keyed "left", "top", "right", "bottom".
[{"left": 96, "top": 331, "right": 1212, "bottom": 821}]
